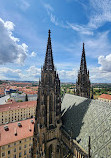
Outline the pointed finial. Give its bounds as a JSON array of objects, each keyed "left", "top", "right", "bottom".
[
  {"left": 48, "top": 29, "right": 51, "bottom": 38},
  {"left": 83, "top": 42, "right": 85, "bottom": 51}
]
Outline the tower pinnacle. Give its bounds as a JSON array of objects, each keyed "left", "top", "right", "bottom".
[
  {"left": 80, "top": 42, "right": 87, "bottom": 73},
  {"left": 44, "top": 30, "right": 54, "bottom": 71},
  {"left": 76, "top": 43, "right": 90, "bottom": 98}
]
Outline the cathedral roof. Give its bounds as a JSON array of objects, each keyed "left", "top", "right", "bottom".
[{"left": 61, "top": 94, "right": 111, "bottom": 158}]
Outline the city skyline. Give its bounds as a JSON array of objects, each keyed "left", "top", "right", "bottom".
[{"left": 0, "top": 0, "right": 111, "bottom": 82}]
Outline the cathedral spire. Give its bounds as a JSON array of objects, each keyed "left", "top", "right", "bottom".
[
  {"left": 80, "top": 43, "right": 87, "bottom": 74},
  {"left": 76, "top": 43, "right": 91, "bottom": 98},
  {"left": 44, "top": 29, "right": 54, "bottom": 71}
]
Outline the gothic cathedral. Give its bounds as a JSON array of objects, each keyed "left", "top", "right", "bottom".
[
  {"left": 76, "top": 43, "right": 90, "bottom": 98},
  {"left": 32, "top": 30, "right": 63, "bottom": 158}
]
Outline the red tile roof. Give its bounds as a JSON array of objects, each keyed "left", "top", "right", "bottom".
[
  {"left": 0, "top": 118, "right": 35, "bottom": 146},
  {"left": 0, "top": 101, "right": 37, "bottom": 112},
  {"left": 99, "top": 94, "right": 111, "bottom": 100}
]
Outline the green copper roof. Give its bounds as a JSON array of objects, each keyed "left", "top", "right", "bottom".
[{"left": 61, "top": 94, "right": 111, "bottom": 158}]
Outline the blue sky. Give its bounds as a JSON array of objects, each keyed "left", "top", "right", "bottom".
[{"left": 0, "top": 0, "right": 111, "bottom": 82}]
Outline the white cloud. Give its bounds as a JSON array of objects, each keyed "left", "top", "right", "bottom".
[
  {"left": 26, "top": 66, "right": 41, "bottom": 77},
  {"left": 90, "top": 67, "right": 111, "bottom": 83},
  {"left": 50, "top": 14, "right": 59, "bottom": 26},
  {"left": 0, "top": 67, "right": 22, "bottom": 80},
  {"left": 0, "top": 66, "right": 41, "bottom": 81},
  {"left": 30, "top": 51, "right": 36, "bottom": 57},
  {"left": 58, "top": 68, "right": 78, "bottom": 82},
  {"left": 43, "top": 0, "right": 111, "bottom": 34},
  {"left": 67, "top": 22, "right": 93, "bottom": 35},
  {"left": 0, "top": 18, "right": 28, "bottom": 64},
  {"left": 88, "top": 0, "right": 111, "bottom": 28},
  {"left": 43, "top": 3, "right": 59, "bottom": 26},
  {"left": 43, "top": 3, "right": 54, "bottom": 12},
  {"left": 17, "top": 0, "right": 30, "bottom": 11},
  {"left": 98, "top": 54, "right": 111, "bottom": 72},
  {"left": 4, "top": 21, "right": 15, "bottom": 31},
  {"left": 83, "top": 31, "right": 111, "bottom": 57}
]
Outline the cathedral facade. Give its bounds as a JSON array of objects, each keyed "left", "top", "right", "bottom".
[
  {"left": 32, "top": 30, "right": 63, "bottom": 158},
  {"left": 32, "top": 30, "right": 90, "bottom": 158},
  {"left": 76, "top": 43, "right": 90, "bottom": 98}
]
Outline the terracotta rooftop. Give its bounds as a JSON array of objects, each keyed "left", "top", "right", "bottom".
[
  {"left": 0, "top": 100, "right": 37, "bottom": 112},
  {"left": 0, "top": 118, "right": 35, "bottom": 146},
  {"left": 99, "top": 94, "right": 111, "bottom": 100}
]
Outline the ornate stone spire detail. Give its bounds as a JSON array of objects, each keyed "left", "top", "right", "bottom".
[
  {"left": 76, "top": 43, "right": 91, "bottom": 98},
  {"left": 43, "top": 30, "right": 54, "bottom": 71},
  {"left": 80, "top": 43, "right": 87, "bottom": 74},
  {"left": 32, "top": 30, "right": 62, "bottom": 158}
]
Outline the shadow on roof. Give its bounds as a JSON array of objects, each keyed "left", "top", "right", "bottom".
[{"left": 62, "top": 98, "right": 91, "bottom": 140}]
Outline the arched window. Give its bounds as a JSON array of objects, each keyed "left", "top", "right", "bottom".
[
  {"left": 49, "top": 144, "right": 53, "bottom": 158},
  {"left": 44, "top": 94, "right": 47, "bottom": 126},
  {"left": 49, "top": 94, "right": 53, "bottom": 124},
  {"left": 45, "top": 74, "right": 48, "bottom": 84}
]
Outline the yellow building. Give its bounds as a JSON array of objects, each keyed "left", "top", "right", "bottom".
[
  {"left": 0, "top": 101, "right": 36, "bottom": 125},
  {"left": 0, "top": 118, "right": 35, "bottom": 158}
]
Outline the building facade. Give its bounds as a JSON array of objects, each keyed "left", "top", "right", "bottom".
[
  {"left": 76, "top": 43, "right": 90, "bottom": 98},
  {"left": 32, "top": 30, "right": 62, "bottom": 158},
  {"left": 32, "top": 30, "right": 89, "bottom": 158},
  {"left": 0, "top": 101, "right": 36, "bottom": 125},
  {"left": 0, "top": 119, "right": 34, "bottom": 158}
]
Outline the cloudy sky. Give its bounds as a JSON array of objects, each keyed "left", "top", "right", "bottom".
[{"left": 0, "top": 0, "right": 111, "bottom": 83}]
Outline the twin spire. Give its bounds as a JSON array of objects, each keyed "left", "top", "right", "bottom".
[
  {"left": 44, "top": 30, "right": 54, "bottom": 71},
  {"left": 80, "top": 43, "right": 87, "bottom": 74},
  {"left": 44, "top": 30, "right": 88, "bottom": 77}
]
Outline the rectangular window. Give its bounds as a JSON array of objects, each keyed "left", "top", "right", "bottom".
[
  {"left": 19, "top": 146, "right": 21, "bottom": 150},
  {"left": 14, "top": 155, "right": 16, "bottom": 158},
  {"left": 14, "top": 148, "right": 16, "bottom": 152},
  {"left": 8, "top": 145, "right": 10, "bottom": 148},
  {"left": 19, "top": 141, "right": 21, "bottom": 143},
  {"left": 2, "top": 146, "right": 5, "bottom": 150},
  {"left": 8, "top": 150, "right": 10, "bottom": 154},
  {"left": 29, "top": 148, "right": 31, "bottom": 153},
  {"left": 14, "top": 142, "right": 16, "bottom": 146},
  {"left": 24, "top": 150, "right": 26, "bottom": 155},
  {"left": 24, "top": 144, "right": 26, "bottom": 148},
  {"left": 19, "top": 152, "right": 21, "bottom": 157},
  {"left": 2, "top": 152, "right": 5, "bottom": 157}
]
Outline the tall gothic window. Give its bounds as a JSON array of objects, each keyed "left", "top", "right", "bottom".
[
  {"left": 44, "top": 94, "right": 47, "bottom": 126},
  {"left": 49, "top": 144, "right": 53, "bottom": 158},
  {"left": 45, "top": 74, "right": 48, "bottom": 84},
  {"left": 49, "top": 94, "right": 53, "bottom": 124}
]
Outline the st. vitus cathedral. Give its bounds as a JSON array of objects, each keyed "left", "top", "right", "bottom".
[
  {"left": 32, "top": 30, "right": 63, "bottom": 158},
  {"left": 32, "top": 30, "right": 90, "bottom": 158},
  {"left": 76, "top": 43, "right": 90, "bottom": 98}
]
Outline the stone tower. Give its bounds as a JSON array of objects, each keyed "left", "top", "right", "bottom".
[
  {"left": 76, "top": 43, "right": 90, "bottom": 98},
  {"left": 32, "top": 30, "right": 62, "bottom": 158}
]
